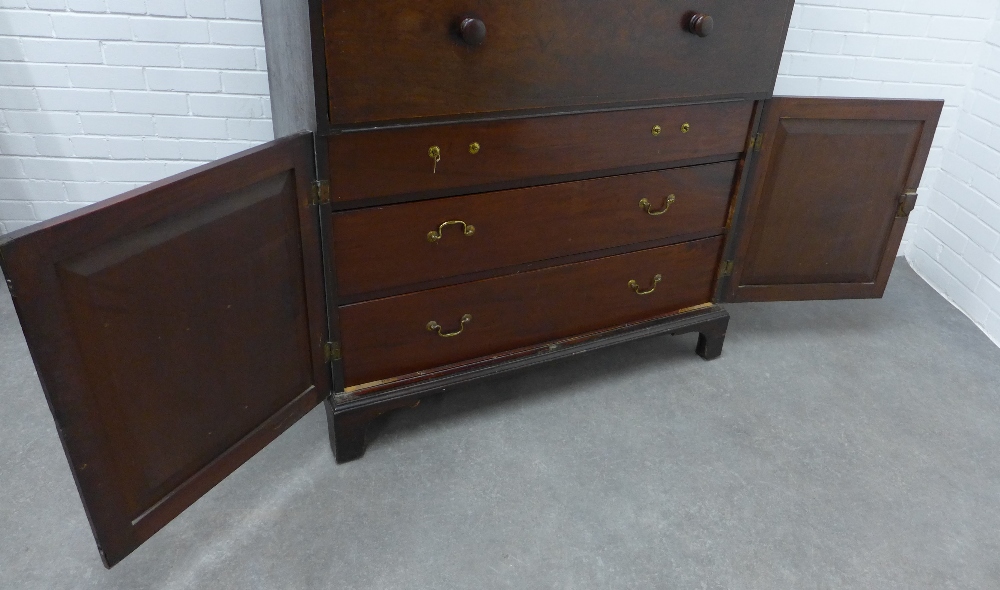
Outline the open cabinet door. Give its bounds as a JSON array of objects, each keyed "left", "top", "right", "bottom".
[
  {"left": 0, "top": 134, "right": 331, "bottom": 567},
  {"left": 721, "top": 97, "right": 942, "bottom": 302}
]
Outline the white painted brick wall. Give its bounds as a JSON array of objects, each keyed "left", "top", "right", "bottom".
[
  {"left": 907, "top": 15, "right": 1000, "bottom": 347},
  {"left": 0, "top": 0, "right": 273, "bottom": 233},
  {"left": 2, "top": 0, "right": 1000, "bottom": 346}
]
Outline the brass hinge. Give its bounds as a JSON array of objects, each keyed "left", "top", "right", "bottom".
[
  {"left": 720, "top": 260, "right": 734, "bottom": 277},
  {"left": 310, "top": 180, "right": 330, "bottom": 206},
  {"left": 897, "top": 190, "right": 918, "bottom": 218},
  {"left": 748, "top": 132, "right": 764, "bottom": 152},
  {"left": 324, "top": 341, "right": 341, "bottom": 362}
]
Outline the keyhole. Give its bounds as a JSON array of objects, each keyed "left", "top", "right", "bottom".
[{"left": 428, "top": 146, "right": 441, "bottom": 173}]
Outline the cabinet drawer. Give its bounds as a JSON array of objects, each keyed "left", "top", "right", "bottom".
[
  {"left": 339, "top": 237, "right": 723, "bottom": 387},
  {"left": 322, "top": 0, "right": 793, "bottom": 124},
  {"left": 329, "top": 101, "right": 753, "bottom": 204},
  {"left": 333, "top": 162, "right": 737, "bottom": 298}
]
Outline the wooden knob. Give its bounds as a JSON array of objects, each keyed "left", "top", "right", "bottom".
[
  {"left": 686, "top": 13, "right": 714, "bottom": 37},
  {"left": 459, "top": 17, "right": 486, "bottom": 46}
]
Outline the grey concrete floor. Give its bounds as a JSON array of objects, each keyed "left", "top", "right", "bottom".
[{"left": 1, "top": 258, "right": 999, "bottom": 589}]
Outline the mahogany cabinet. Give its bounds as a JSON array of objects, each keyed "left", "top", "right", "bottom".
[{"left": 0, "top": 0, "right": 943, "bottom": 567}]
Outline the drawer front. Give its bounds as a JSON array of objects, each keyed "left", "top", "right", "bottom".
[
  {"left": 333, "top": 162, "right": 737, "bottom": 298},
  {"left": 339, "top": 237, "right": 723, "bottom": 387},
  {"left": 322, "top": 0, "right": 793, "bottom": 124},
  {"left": 329, "top": 101, "right": 753, "bottom": 203}
]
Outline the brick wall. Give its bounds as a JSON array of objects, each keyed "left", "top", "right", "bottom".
[
  {"left": 0, "top": 0, "right": 273, "bottom": 234},
  {"left": 907, "top": 18, "right": 1000, "bottom": 346}
]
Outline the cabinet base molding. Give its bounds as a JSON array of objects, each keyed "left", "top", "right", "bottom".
[{"left": 327, "top": 305, "right": 731, "bottom": 463}]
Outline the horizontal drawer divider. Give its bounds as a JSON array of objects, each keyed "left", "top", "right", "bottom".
[
  {"left": 336, "top": 229, "right": 726, "bottom": 305},
  {"left": 328, "top": 153, "right": 742, "bottom": 212},
  {"left": 322, "top": 96, "right": 768, "bottom": 136}
]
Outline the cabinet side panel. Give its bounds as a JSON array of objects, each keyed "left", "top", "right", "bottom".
[{"left": 260, "top": 0, "right": 318, "bottom": 136}]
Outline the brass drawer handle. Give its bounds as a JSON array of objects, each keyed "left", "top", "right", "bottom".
[
  {"left": 629, "top": 274, "right": 662, "bottom": 296},
  {"left": 427, "top": 220, "right": 475, "bottom": 243},
  {"left": 427, "top": 314, "right": 472, "bottom": 338},
  {"left": 640, "top": 194, "right": 676, "bottom": 216}
]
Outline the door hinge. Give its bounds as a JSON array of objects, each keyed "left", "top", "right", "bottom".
[
  {"left": 748, "top": 133, "right": 764, "bottom": 152},
  {"left": 4, "top": 278, "right": 12, "bottom": 298},
  {"left": 310, "top": 180, "right": 330, "bottom": 206},
  {"left": 720, "top": 260, "right": 734, "bottom": 278},
  {"left": 897, "top": 190, "right": 918, "bottom": 218},
  {"left": 324, "top": 341, "right": 341, "bottom": 363}
]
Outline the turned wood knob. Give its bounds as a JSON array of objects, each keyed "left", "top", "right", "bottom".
[
  {"left": 459, "top": 17, "right": 487, "bottom": 46},
  {"left": 686, "top": 13, "right": 714, "bottom": 37}
]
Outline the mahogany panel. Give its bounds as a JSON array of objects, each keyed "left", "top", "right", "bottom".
[
  {"left": 722, "top": 97, "right": 943, "bottom": 302},
  {"left": 333, "top": 162, "right": 737, "bottom": 298},
  {"left": 338, "top": 237, "right": 724, "bottom": 387},
  {"left": 328, "top": 101, "right": 754, "bottom": 203},
  {"left": 0, "top": 135, "right": 330, "bottom": 567},
  {"left": 322, "top": 0, "right": 794, "bottom": 124}
]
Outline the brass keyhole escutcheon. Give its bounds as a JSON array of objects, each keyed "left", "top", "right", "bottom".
[
  {"left": 428, "top": 146, "right": 441, "bottom": 173},
  {"left": 681, "top": 123, "right": 691, "bottom": 134},
  {"left": 629, "top": 274, "right": 663, "bottom": 296},
  {"left": 640, "top": 194, "right": 677, "bottom": 216},
  {"left": 469, "top": 142, "right": 481, "bottom": 154},
  {"left": 427, "top": 314, "right": 472, "bottom": 338},
  {"left": 651, "top": 125, "right": 662, "bottom": 136}
]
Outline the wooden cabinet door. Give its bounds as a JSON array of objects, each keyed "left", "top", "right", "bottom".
[
  {"left": 0, "top": 134, "right": 331, "bottom": 567},
  {"left": 721, "top": 97, "right": 942, "bottom": 302}
]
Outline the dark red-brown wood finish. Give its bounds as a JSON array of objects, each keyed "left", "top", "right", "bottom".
[
  {"left": 339, "top": 237, "right": 723, "bottom": 387},
  {"left": 333, "top": 162, "right": 737, "bottom": 299},
  {"left": 0, "top": 134, "right": 331, "bottom": 567},
  {"left": 721, "top": 98, "right": 943, "bottom": 302},
  {"left": 321, "top": 0, "right": 795, "bottom": 125},
  {"left": 327, "top": 101, "right": 754, "bottom": 205},
  {"left": 0, "top": 0, "right": 948, "bottom": 568}
]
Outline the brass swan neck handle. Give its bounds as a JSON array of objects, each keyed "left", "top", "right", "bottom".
[
  {"left": 427, "top": 220, "right": 475, "bottom": 243},
  {"left": 640, "top": 194, "right": 676, "bottom": 216},
  {"left": 427, "top": 314, "right": 473, "bottom": 338},
  {"left": 629, "top": 274, "right": 663, "bottom": 296}
]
